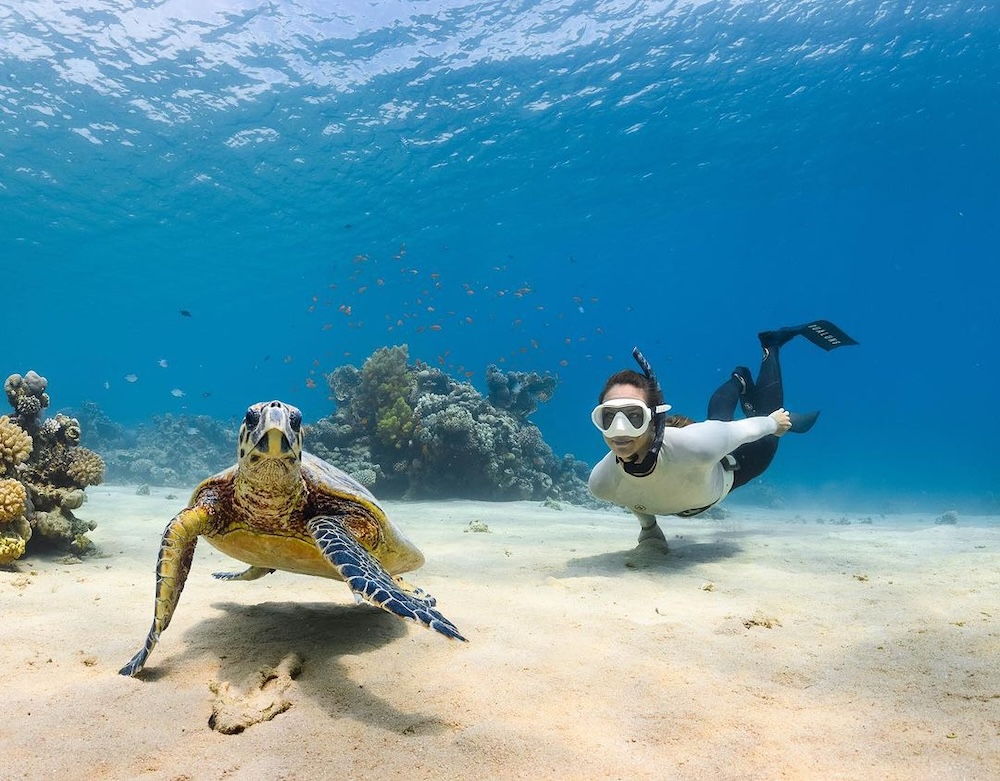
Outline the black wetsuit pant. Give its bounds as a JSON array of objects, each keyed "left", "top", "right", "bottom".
[{"left": 706, "top": 346, "right": 783, "bottom": 490}]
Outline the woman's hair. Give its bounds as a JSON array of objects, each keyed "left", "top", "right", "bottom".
[
  {"left": 598, "top": 370, "right": 661, "bottom": 407},
  {"left": 598, "top": 370, "right": 694, "bottom": 428}
]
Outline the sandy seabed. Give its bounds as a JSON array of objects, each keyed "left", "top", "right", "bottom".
[{"left": 1, "top": 485, "right": 997, "bottom": 781}]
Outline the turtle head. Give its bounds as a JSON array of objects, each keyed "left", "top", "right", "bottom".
[{"left": 237, "top": 400, "right": 304, "bottom": 482}]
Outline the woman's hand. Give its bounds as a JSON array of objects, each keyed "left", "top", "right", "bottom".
[{"left": 770, "top": 407, "right": 792, "bottom": 436}]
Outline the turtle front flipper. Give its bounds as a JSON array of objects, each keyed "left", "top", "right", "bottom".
[
  {"left": 212, "top": 566, "right": 276, "bottom": 582},
  {"left": 119, "top": 507, "right": 209, "bottom": 677},
  {"left": 307, "top": 515, "right": 467, "bottom": 642}
]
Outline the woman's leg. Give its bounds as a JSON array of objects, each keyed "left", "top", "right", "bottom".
[
  {"left": 707, "top": 366, "right": 753, "bottom": 421},
  {"left": 749, "top": 341, "right": 784, "bottom": 415},
  {"left": 729, "top": 437, "right": 779, "bottom": 490},
  {"left": 727, "top": 340, "right": 784, "bottom": 490}
]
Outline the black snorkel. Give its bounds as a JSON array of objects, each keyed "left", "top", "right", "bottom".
[{"left": 622, "top": 347, "right": 668, "bottom": 476}]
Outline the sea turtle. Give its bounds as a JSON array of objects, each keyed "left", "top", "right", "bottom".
[{"left": 120, "top": 400, "right": 465, "bottom": 677}]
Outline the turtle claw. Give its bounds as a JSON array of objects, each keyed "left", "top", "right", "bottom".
[
  {"left": 308, "top": 515, "right": 466, "bottom": 642},
  {"left": 119, "top": 652, "right": 145, "bottom": 678},
  {"left": 119, "top": 623, "right": 159, "bottom": 677},
  {"left": 393, "top": 576, "right": 437, "bottom": 606}
]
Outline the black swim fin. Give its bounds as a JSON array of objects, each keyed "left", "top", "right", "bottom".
[
  {"left": 758, "top": 320, "right": 859, "bottom": 352},
  {"left": 788, "top": 410, "right": 820, "bottom": 434}
]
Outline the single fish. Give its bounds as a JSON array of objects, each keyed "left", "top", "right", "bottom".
[
  {"left": 179, "top": 309, "right": 192, "bottom": 318},
  {"left": 124, "top": 374, "right": 139, "bottom": 383},
  {"left": 158, "top": 359, "right": 169, "bottom": 368},
  {"left": 171, "top": 388, "right": 185, "bottom": 397},
  {"left": 103, "top": 381, "right": 110, "bottom": 390}
]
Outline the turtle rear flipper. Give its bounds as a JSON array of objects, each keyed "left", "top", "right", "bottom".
[
  {"left": 212, "top": 566, "right": 276, "bottom": 582},
  {"left": 307, "top": 515, "right": 467, "bottom": 642},
  {"left": 120, "top": 507, "right": 209, "bottom": 677}
]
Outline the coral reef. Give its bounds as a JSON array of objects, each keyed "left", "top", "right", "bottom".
[
  {"left": 1, "top": 372, "right": 104, "bottom": 564},
  {"left": 314, "top": 345, "right": 596, "bottom": 504},
  {"left": 485, "top": 364, "right": 557, "bottom": 420},
  {"left": 80, "top": 408, "right": 234, "bottom": 487}
]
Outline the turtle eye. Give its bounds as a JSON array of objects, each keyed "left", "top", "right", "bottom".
[
  {"left": 288, "top": 409, "right": 302, "bottom": 432},
  {"left": 245, "top": 407, "right": 261, "bottom": 428}
]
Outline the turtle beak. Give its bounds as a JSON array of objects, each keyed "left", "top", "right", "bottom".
[{"left": 255, "top": 427, "right": 294, "bottom": 457}]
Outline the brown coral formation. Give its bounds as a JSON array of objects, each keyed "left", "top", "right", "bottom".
[
  {"left": 5, "top": 371, "right": 49, "bottom": 433},
  {"left": 0, "top": 477, "right": 30, "bottom": 565},
  {"left": 0, "top": 371, "right": 102, "bottom": 565},
  {"left": 0, "top": 415, "right": 32, "bottom": 475}
]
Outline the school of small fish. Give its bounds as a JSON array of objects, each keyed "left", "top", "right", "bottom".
[{"left": 108, "top": 249, "right": 611, "bottom": 401}]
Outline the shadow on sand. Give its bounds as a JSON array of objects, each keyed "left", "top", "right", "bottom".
[
  {"left": 560, "top": 538, "right": 743, "bottom": 577},
  {"left": 154, "top": 599, "right": 455, "bottom": 734}
]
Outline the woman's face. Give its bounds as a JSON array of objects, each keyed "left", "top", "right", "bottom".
[{"left": 600, "top": 383, "right": 655, "bottom": 462}]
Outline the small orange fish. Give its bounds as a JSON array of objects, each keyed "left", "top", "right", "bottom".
[{"left": 305, "top": 378, "right": 317, "bottom": 389}]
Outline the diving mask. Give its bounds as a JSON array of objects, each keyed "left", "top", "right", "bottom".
[{"left": 591, "top": 398, "right": 671, "bottom": 438}]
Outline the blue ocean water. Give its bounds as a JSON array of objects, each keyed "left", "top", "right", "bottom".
[{"left": 2, "top": 1, "right": 997, "bottom": 509}]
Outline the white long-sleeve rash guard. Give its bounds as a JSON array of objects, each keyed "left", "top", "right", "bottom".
[{"left": 588, "top": 416, "right": 778, "bottom": 517}]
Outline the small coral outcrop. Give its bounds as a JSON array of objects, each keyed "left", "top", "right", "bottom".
[
  {"left": 311, "top": 345, "right": 595, "bottom": 504},
  {"left": 0, "top": 415, "right": 32, "bottom": 476},
  {"left": 0, "top": 371, "right": 103, "bottom": 564},
  {"left": 5, "top": 370, "right": 50, "bottom": 431},
  {"left": 0, "top": 477, "right": 30, "bottom": 565}
]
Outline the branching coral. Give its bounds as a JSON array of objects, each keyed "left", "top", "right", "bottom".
[{"left": 359, "top": 346, "right": 417, "bottom": 452}]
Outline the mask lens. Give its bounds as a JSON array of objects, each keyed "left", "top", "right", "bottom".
[
  {"left": 623, "top": 407, "right": 646, "bottom": 428},
  {"left": 592, "top": 401, "right": 650, "bottom": 435}
]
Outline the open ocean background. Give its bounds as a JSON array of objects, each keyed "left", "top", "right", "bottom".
[{"left": 2, "top": 0, "right": 997, "bottom": 511}]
